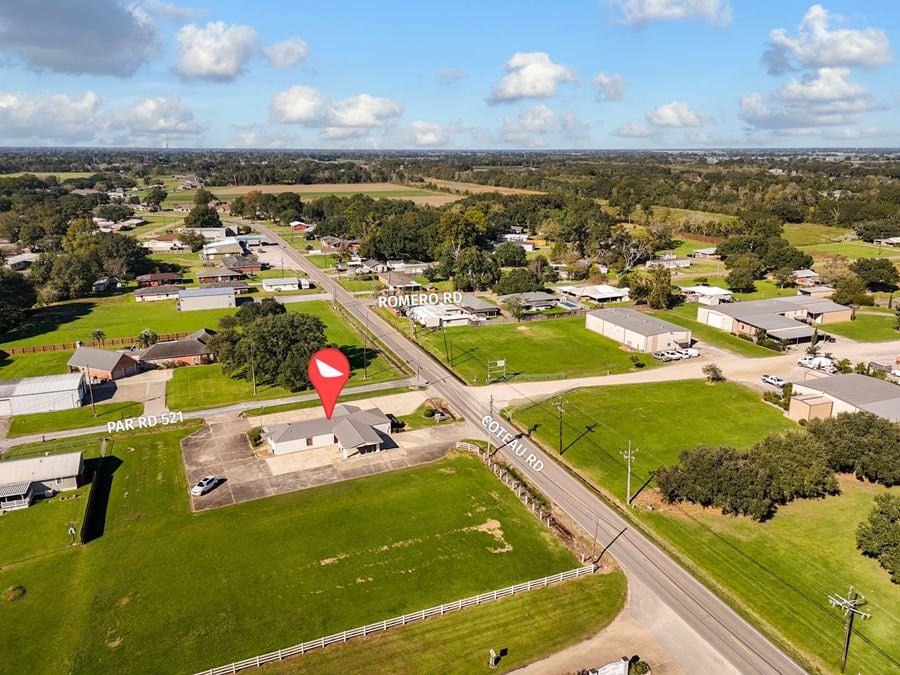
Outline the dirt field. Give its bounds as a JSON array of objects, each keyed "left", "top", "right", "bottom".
[
  {"left": 209, "top": 182, "right": 459, "bottom": 206},
  {"left": 425, "top": 178, "right": 545, "bottom": 196}
]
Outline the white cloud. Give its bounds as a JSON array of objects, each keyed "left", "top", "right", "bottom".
[
  {"left": 646, "top": 100, "right": 707, "bottom": 127},
  {"left": 592, "top": 72, "right": 625, "bottom": 101},
  {"left": 612, "top": 0, "right": 731, "bottom": 27},
  {"left": 739, "top": 68, "right": 884, "bottom": 132},
  {"left": 123, "top": 96, "right": 202, "bottom": 135},
  {"left": 407, "top": 121, "right": 450, "bottom": 146},
  {"left": 498, "top": 105, "right": 557, "bottom": 145},
  {"left": 488, "top": 52, "right": 578, "bottom": 103},
  {"left": 176, "top": 21, "right": 258, "bottom": 81},
  {"left": 263, "top": 38, "right": 308, "bottom": 69},
  {"left": 143, "top": 0, "right": 205, "bottom": 22},
  {"left": 763, "top": 4, "right": 892, "bottom": 75},
  {"left": 0, "top": 0, "right": 157, "bottom": 76},
  {"left": 437, "top": 68, "right": 466, "bottom": 83},
  {"left": 230, "top": 124, "right": 302, "bottom": 148},
  {"left": 270, "top": 85, "right": 403, "bottom": 140},
  {"left": 0, "top": 90, "right": 102, "bottom": 143},
  {"left": 612, "top": 121, "right": 655, "bottom": 137},
  {"left": 559, "top": 112, "right": 591, "bottom": 140}
]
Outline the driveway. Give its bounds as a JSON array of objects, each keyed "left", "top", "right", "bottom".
[{"left": 92, "top": 369, "right": 172, "bottom": 415}]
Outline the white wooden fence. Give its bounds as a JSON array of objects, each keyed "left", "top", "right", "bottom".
[{"left": 195, "top": 564, "right": 596, "bottom": 675}]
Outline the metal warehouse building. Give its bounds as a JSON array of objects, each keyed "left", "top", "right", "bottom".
[
  {"left": 177, "top": 286, "right": 237, "bottom": 312},
  {"left": 0, "top": 372, "right": 87, "bottom": 416},
  {"left": 585, "top": 307, "right": 692, "bottom": 353}
]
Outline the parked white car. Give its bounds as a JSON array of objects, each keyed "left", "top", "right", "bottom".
[
  {"left": 661, "top": 350, "right": 684, "bottom": 360},
  {"left": 761, "top": 374, "right": 786, "bottom": 388},
  {"left": 798, "top": 355, "right": 834, "bottom": 371},
  {"left": 191, "top": 475, "right": 219, "bottom": 496},
  {"left": 676, "top": 348, "right": 700, "bottom": 358}
]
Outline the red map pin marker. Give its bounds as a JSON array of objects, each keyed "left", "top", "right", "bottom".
[{"left": 308, "top": 347, "right": 350, "bottom": 420}]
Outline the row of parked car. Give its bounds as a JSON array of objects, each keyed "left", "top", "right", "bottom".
[{"left": 652, "top": 348, "right": 700, "bottom": 362}]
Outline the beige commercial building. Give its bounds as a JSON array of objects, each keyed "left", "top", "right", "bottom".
[
  {"left": 697, "top": 296, "right": 852, "bottom": 343},
  {"left": 585, "top": 308, "right": 692, "bottom": 353},
  {"left": 789, "top": 374, "right": 900, "bottom": 423}
]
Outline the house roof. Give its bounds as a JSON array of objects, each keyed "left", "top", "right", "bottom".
[
  {"left": 222, "top": 255, "right": 260, "bottom": 268},
  {"left": 134, "top": 284, "right": 184, "bottom": 297},
  {"left": 197, "top": 268, "right": 243, "bottom": 279},
  {"left": 0, "top": 451, "right": 83, "bottom": 488},
  {"left": 0, "top": 372, "right": 84, "bottom": 398},
  {"left": 680, "top": 285, "right": 733, "bottom": 296},
  {"left": 262, "top": 277, "right": 300, "bottom": 286},
  {"left": 498, "top": 291, "right": 557, "bottom": 304},
  {"left": 136, "top": 272, "right": 183, "bottom": 282},
  {"left": 140, "top": 329, "right": 216, "bottom": 361},
  {"left": 333, "top": 418, "right": 382, "bottom": 448},
  {"left": 67, "top": 347, "right": 137, "bottom": 372},
  {"left": 707, "top": 296, "right": 847, "bottom": 321},
  {"left": 588, "top": 307, "right": 687, "bottom": 337},
  {"left": 381, "top": 271, "right": 419, "bottom": 287},
  {"left": 792, "top": 268, "right": 819, "bottom": 278},
  {"left": 796, "top": 374, "right": 900, "bottom": 422},
  {"left": 179, "top": 287, "right": 235, "bottom": 299},
  {"left": 458, "top": 294, "right": 498, "bottom": 311},
  {"left": 558, "top": 284, "right": 630, "bottom": 301},
  {"left": 201, "top": 281, "right": 250, "bottom": 290}
]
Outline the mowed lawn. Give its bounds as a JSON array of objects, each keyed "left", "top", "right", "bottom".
[
  {"left": 782, "top": 222, "right": 853, "bottom": 247},
  {"left": 824, "top": 314, "right": 899, "bottom": 342},
  {"left": 7, "top": 400, "right": 144, "bottom": 437},
  {"left": 800, "top": 241, "right": 900, "bottom": 260},
  {"left": 0, "top": 351, "right": 73, "bottom": 378},
  {"left": 0, "top": 294, "right": 236, "bottom": 349},
  {"left": 166, "top": 301, "right": 402, "bottom": 411},
  {"left": 511, "top": 381, "right": 793, "bottom": 499},
  {"left": 644, "top": 480, "right": 900, "bottom": 674},
  {"left": 0, "top": 431, "right": 579, "bottom": 674},
  {"left": 654, "top": 306, "right": 776, "bottom": 358},
  {"left": 265, "top": 570, "right": 626, "bottom": 675},
  {"left": 382, "top": 314, "right": 659, "bottom": 385}
]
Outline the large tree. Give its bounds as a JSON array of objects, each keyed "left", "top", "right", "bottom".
[
  {"left": 850, "top": 258, "right": 900, "bottom": 291},
  {"left": 494, "top": 241, "right": 527, "bottom": 267},
  {"left": 184, "top": 204, "right": 222, "bottom": 229},
  {"left": 453, "top": 247, "right": 500, "bottom": 292},
  {"left": 494, "top": 268, "right": 542, "bottom": 295},
  {"left": 856, "top": 493, "right": 899, "bottom": 584},
  {"left": 0, "top": 268, "right": 37, "bottom": 332}
]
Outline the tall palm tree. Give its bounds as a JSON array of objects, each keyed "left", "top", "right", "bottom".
[
  {"left": 89, "top": 329, "right": 106, "bottom": 345},
  {"left": 136, "top": 329, "right": 158, "bottom": 349}
]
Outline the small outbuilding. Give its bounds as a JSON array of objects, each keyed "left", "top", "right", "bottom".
[
  {"left": 585, "top": 307, "right": 692, "bottom": 353},
  {"left": 177, "top": 287, "right": 236, "bottom": 312},
  {"left": 67, "top": 347, "right": 140, "bottom": 381},
  {"left": 262, "top": 277, "right": 300, "bottom": 292},
  {"left": 0, "top": 372, "right": 87, "bottom": 416},
  {"left": 680, "top": 285, "right": 734, "bottom": 305}
]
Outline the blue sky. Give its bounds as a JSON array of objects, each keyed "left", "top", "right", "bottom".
[{"left": 0, "top": 1, "right": 897, "bottom": 148}]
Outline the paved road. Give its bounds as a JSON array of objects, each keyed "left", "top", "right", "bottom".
[
  {"left": 252, "top": 222, "right": 807, "bottom": 675},
  {"left": 0, "top": 378, "right": 410, "bottom": 451}
]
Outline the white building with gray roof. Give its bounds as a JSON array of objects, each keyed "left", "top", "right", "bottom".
[
  {"left": 790, "top": 374, "right": 900, "bottom": 423},
  {"left": 586, "top": 307, "right": 692, "bottom": 353},
  {"left": 0, "top": 451, "right": 85, "bottom": 511},
  {"left": 0, "top": 373, "right": 87, "bottom": 416},
  {"left": 263, "top": 405, "right": 392, "bottom": 459}
]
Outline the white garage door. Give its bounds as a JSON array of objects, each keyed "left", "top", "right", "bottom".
[{"left": 707, "top": 312, "right": 726, "bottom": 329}]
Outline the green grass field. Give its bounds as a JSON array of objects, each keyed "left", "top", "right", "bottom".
[
  {"left": 399, "top": 401, "right": 464, "bottom": 430},
  {"left": 782, "top": 223, "right": 853, "bottom": 247},
  {"left": 306, "top": 254, "right": 334, "bottom": 269},
  {"left": 166, "top": 301, "right": 401, "bottom": 411},
  {"left": 654, "top": 306, "right": 777, "bottom": 357},
  {"left": 265, "top": 570, "right": 626, "bottom": 674},
  {"left": 336, "top": 276, "right": 385, "bottom": 292},
  {"left": 0, "top": 430, "right": 580, "bottom": 674},
  {"left": 0, "top": 171, "right": 95, "bottom": 180},
  {"left": 7, "top": 400, "right": 144, "bottom": 438},
  {"left": 242, "top": 386, "right": 412, "bottom": 417},
  {"left": 0, "top": 351, "right": 73, "bottom": 379},
  {"left": 824, "top": 314, "right": 899, "bottom": 342},
  {"left": 511, "top": 381, "right": 899, "bottom": 672},
  {"left": 213, "top": 188, "right": 439, "bottom": 201},
  {"left": 800, "top": 241, "right": 900, "bottom": 260},
  {"left": 511, "top": 380, "right": 793, "bottom": 498},
  {"left": 378, "top": 312, "right": 659, "bottom": 385}
]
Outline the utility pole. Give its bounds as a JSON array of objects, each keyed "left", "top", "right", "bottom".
[
  {"left": 828, "top": 586, "right": 871, "bottom": 673},
  {"left": 486, "top": 395, "right": 493, "bottom": 456},
  {"left": 249, "top": 341, "right": 257, "bottom": 396},
  {"left": 441, "top": 321, "right": 451, "bottom": 364},
  {"left": 363, "top": 303, "right": 369, "bottom": 380},
  {"left": 621, "top": 442, "right": 638, "bottom": 507},
  {"left": 553, "top": 396, "right": 566, "bottom": 454},
  {"left": 86, "top": 367, "right": 96, "bottom": 417}
]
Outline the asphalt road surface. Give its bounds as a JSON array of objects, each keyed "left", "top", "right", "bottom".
[{"left": 251, "top": 222, "right": 806, "bottom": 675}]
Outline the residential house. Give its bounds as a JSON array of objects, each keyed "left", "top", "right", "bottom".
[
  {"left": 497, "top": 291, "right": 559, "bottom": 311},
  {"left": 177, "top": 287, "right": 236, "bottom": 311},
  {"left": 5, "top": 252, "right": 39, "bottom": 271},
  {"left": 873, "top": 236, "right": 900, "bottom": 247},
  {"left": 201, "top": 280, "right": 251, "bottom": 294},
  {"left": 386, "top": 260, "right": 429, "bottom": 275},
  {"left": 176, "top": 226, "right": 235, "bottom": 241},
  {"left": 138, "top": 329, "right": 217, "bottom": 367},
  {"left": 789, "top": 374, "right": 900, "bottom": 423},
  {"left": 262, "top": 277, "right": 300, "bottom": 292},
  {"left": 408, "top": 304, "right": 476, "bottom": 328},
  {"left": 378, "top": 271, "right": 423, "bottom": 293},
  {"left": 222, "top": 255, "right": 263, "bottom": 274},
  {"left": 557, "top": 284, "right": 630, "bottom": 303},
  {"left": 197, "top": 268, "right": 244, "bottom": 284},
  {"left": 0, "top": 373, "right": 87, "bottom": 416},
  {"left": 201, "top": 238, "right": 247, "bottom": 259},
  {"left": 680, "top": 285, "right": 734, "bottom": 305},
  {"left": 792, "top": 269, "right": 820, "bottom": 287},
  {"left": 144, "top": 233, "right": 184, "bottom": 253},
  {"left": 289, "top": 221, "right": 317, "bottom": 233},
  {"left": 798, "top": 285, "right": 835, "bottom": 299},
  {"left": 645, "top": 253, "right": 691, "bottom": 270},
  {"left": 0, "top": 452, "right": 85, "bottom": 512},
  {"left": 136, "top": 272, "right": 184, "bottom": 288},
  {"left": 134, "top": 284, "right": 184, "bottom": 302},
  {"left": 67, "top": 347, "right": 139, "bottom": 381},
  {"left": 586, "top": 308, "right": 692, "bottom": 353},
  {"left": 690, "top": 247, "right": 720, "bottom": 260},
  {"left": 457, "top": 294, "right": 501, "bottom": 318},
  {"left": 263, "top": 405, "right": 392, "bottom": 459}
]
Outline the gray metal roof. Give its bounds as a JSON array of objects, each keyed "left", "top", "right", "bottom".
[
  {"left": 197, "top": 268, "right": 243, "bottom": 278},
  {"left": 706, "top": 296, "right": 848, "bottom": 321},
  {"left": 264, "top": 406, "right": 389, "bottom": 445},
  {"left": 134, "top": 284, "right": 184, "bottom": 296},
  {"left": 263, "top": 277, "right": 300, "bottom": 286},
  {"left": 0, "top": 452, "right": 83, "bottom": 487},
  {"left": 334, "top": 418, "right": 382, "bottom": 448},
  {"left": 458, "top": 294, "right": 498, "bottom": 311},
  {"left": 0, "top": 372, "right": 84, "bottom": 398},
  {"left": 136, "top": 272, "right": 183, "bottom": 282},
  {"left": 179, "top": 287, "right": 235, "bottom": 298},
  {"left": 797, "top": 374, "right": 900, "bottom": 421},
  {"left": 498, "top": 291, "right": 557, "bottom": 304},
  {"left": 588, "top": 307, "right": 688, "bottom": 337},
  {"left": 67, "top": 347, "right": 137, "bottom": 372},
  {"left": 0, "top": 481, "right": 31, "bottom": 498}
]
